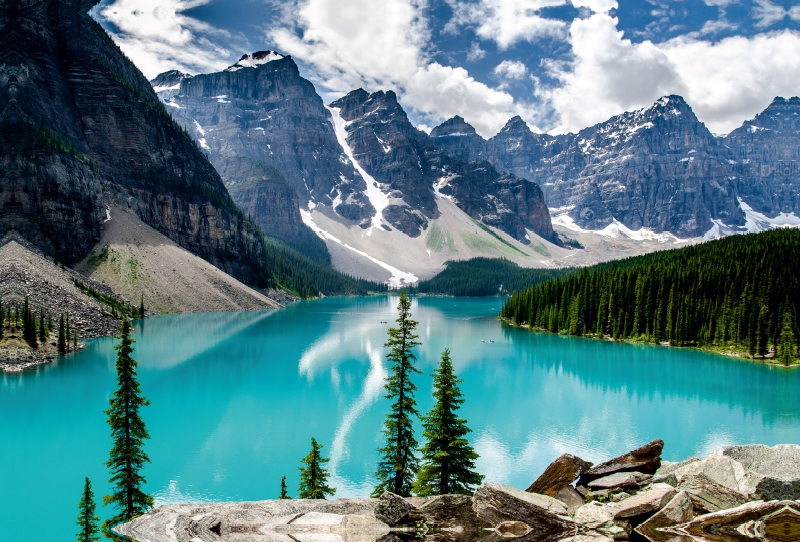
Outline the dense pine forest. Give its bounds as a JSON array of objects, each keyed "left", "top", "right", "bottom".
[
  {"left": 260, "top": 236, "right": 387, "bottom": 297},
  {"left": 414, "top": 258, "right": 571, "bottom": 296},
  {"left": 500, "top": 230, "right": 800, "bottom": 364}
]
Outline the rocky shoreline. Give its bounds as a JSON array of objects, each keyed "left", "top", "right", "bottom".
[{"left": 117, "top": 440, "right": 800, "bottom": 542}]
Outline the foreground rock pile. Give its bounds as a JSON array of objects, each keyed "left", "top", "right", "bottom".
[{"left": 118, "top": 441, "right": 800, "bottom": 542}]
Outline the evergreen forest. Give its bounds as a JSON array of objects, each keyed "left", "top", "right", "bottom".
[
  {"left": 500, "top": 230, "right": 800, "bottom": 363},
  {"left": 414, "top": 258, "right": 571, "bottom": 296}
]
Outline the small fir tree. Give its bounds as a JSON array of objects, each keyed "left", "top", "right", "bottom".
[
  {"left": 279, "top": 476, "right": 291, "bottom": 499},
  {"left": 779, "top": 308, "right": 797, "bottom": 366},
  {"left": 73, "top": 330, "right": 78, "bottom": 351},
  {"left": 298, "top": 437, "right": 335, "bottom": 499},
  {"left": 66, "top": 313, "right": 71, "bottom": 352},
  {"left": 756, "top": 304, "right": 770, "bottom": 358},
  {"left": 76, "top": 477, "right": 100, "bottom": 542},
  {"left": 39, "top": 308, "right": 46, "bottom": 345},
  {"left": 413, "top": 349, "right": 483, "bottom": 496},
  {"left": 140, "top": 294, "right": 145, "bottom": 319},
  {"left": 372, "top": 292, "right": 421, "bottom": 497},
  {"left": 102, "top": 318, "right": 153, "bottom": 540},
  {"left": 58, "top": 314, "right": 67, "bottom": 355},
  {"left": 23, "top": 297, "right": 37, "bottom": 348}
]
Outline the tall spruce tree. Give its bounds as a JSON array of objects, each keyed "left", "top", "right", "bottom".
[
  {"left": 779, "top": 308, "right": 797, "bottom": 366},
  {"left": 76, "top": 477, "right": 100, "bottom": 542},
  {"left": 102, "top": 318, "right": 153, "bottom": 540},
  {"left": 413, "top": 349, "right": 483, "bottom": 496},
  {"left": 23, "top": 297, "right": 37, "bottom": 348},
  {"left": 279, "top": 476, "right": 291, "bottom": 499},
  {"left": 58, "top": 314, "right": 67, "bottom": 355},
  {"left": 298, "top": 437, "right": 335, "bottom": 499},
  {"left": 373, "top": 292, "right": 421, "bottom": 497},
  {"left": 140, "top": 295, "right": 145, "bottom": 320}
]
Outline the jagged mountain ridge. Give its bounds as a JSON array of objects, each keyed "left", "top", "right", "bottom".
[
  {"left": 0, "top": 0, "right": 270, "bottom": 286},
  {"left": 433, "top": 96, "right": 800, "bottom": 238},
  {"left": 153, "top": 56, "right": 556, "bottom": 246}
]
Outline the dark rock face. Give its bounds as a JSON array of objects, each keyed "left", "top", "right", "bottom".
[
  {"left": 434, "top": 97, "right": 750, "bottom": 238},
  {"left": 526, "top": 454, "right": 593, "bottom": 496},
  {"left": 330, "top": 90, "right": 556, "bottom": 242},
  {"left": 725, "top": 96, "right": 800, "bottom": 216},
  {"left": 154, "top": 55, "right": 375, "bottom": 228},
  {"left": 220, "top": 158, "right": 330, "bottom": 264},
  {"left": 578, "top": 439, "right": 664, "bottom": 486},
  {"left": 0, "top": 0, "right": 270, "bottom": 285}
]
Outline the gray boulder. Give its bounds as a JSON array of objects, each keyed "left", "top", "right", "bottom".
[
  {"left": 676, "top": 474, "right": 748, "bottom": 513},
  {"left": 635, "top": 490, "right": 693, "bottom": 540},
  {"left": 554, "top": 486, "right": 587, "bottom": 515},
  {"left": 721, "top": 443, "right": 800, "bottom": 500},
  {"left": 373, "top": 492, "right": 414, "bottom": 525},
  {"left": 612, "top": 485, "right": 677, "bottom": 519}
]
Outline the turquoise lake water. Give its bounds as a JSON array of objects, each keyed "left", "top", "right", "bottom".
[{"left": 2, "top": 296, "right": 800, "bottom": 541}]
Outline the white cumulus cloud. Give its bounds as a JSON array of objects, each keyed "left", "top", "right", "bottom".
[
  {"left": 538, "top": 12, "right": 800, "bottom": 134},
  {"left": 444, "top": 0, "right": 568, "bottom": 49},
  {"left": 494, "top": 60, "right": 529, "bottom": 79},
  {"left": 93, "top": 0, "right": 242, "bottom": 78},
  {"left": 271, "top": 0, "right": 534, "bottom": 136}
]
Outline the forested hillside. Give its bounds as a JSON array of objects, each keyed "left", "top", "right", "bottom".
[
  {"left": 501, "top": 230, "right": 799, "bottom": 363},
  {"left": 414, "top": 258, "right": 571, "bottom": 296},
  {"left": 261, "top": 236, "right": 386, "bottom": 297}
]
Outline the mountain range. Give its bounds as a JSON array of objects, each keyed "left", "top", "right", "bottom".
[{"left": 152, "top": 52, "right": 800, "bottom": 283}]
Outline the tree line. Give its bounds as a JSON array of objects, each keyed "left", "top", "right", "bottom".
[
  {"left": 500, "top": 229, "right": 799, "bottom": 365},
  {"left": 413, "top": 257, "right": 571, "bottom": 296},
  {"left": 0, "top": 296, "right": 79, "bottom": 353}
]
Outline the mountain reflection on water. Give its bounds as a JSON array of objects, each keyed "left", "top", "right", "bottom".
[{"left": 4, "top": 297, "right": 800, "bottom": 542}]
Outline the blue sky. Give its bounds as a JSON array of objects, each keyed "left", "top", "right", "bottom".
[{"left": 93, "top": 0, "right": 800, "bottom": 136}]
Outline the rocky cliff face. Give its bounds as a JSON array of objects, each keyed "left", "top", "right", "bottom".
[
  {"left": 434, "top": 97, "right": 746, "bottom": 238},
  {"left": 221, "top": 158, "right": 329, "bottom": 264},
  {"left": 0, "top": 0, "right": 270, "bottom": 285},
  {"left": 725, "top": 97, "right": 800, "bottom": 216},
  {"left": 329, "top": 89, "right": 556, "bottom": 242},
  {"left": 156, "top": 53, "right": 374, "bottom": 227}
]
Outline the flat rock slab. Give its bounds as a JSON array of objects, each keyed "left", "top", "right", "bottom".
[
  {"left": 579, "top": 440, "right": 664, "bottom": 486},
  {"left": 588, "top": 472, "right": 651, "bottom": 490},
  {"left": 613, "top": 486, "right": 676, "bottom": 519},
  {"left": 674, "top": 500, "right": 800, "bottom": 541},
  {"left": 676, "top": 474, "right": 748, "bottom": 514},
  {"left": 554, "top": 486, "right": 586, "bottom": 515},
  {"left": 527, "top": 454, "right": 593, "bottom": 496},
  {"left": 473, "top": 483, "right": 575, "bottom": 542}
]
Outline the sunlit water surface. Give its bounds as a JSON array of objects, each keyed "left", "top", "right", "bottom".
[{"left": 2, "top": 296, "right": 799, "bottom": 541}]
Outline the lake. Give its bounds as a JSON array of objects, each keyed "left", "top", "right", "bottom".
[{"left": 2, "top": 296, "right": 799, "bottom": 541}]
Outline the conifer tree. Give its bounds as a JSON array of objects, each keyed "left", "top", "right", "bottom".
[
  {"left": 413, "top": 349, "right": 483, "bottom": 496},
  {"left": 298, "top": 437, "right": 335, "bottom": 499},
  {"left": 0, "top": 297, "right": 4, "bottom": 341},
  {"left": 66, "top": 313, "right": 71, "bottom": 352},
  {"left": 39, "top": 308, "right": 46, "bottom": 345},
  {"left": 757, "top": 304, "right": 769, "bottom": 359},
  {"left": 76, "top": 477, "right": 100, "bottom": 542},
  {"left": 102, "top": 318, "right": 153, "bottom": 540},
  {"left": 779, "top": 309, "right": 797, "bottom": 366},
  {"left": 73, "top": 330, "right": 78, "bottom": 351},
  {"left": 373, "top": 292, "right": 421, "bottom": 497},
  {"left": 23, "top": 297, "right": 37, "bottom": 348},
  {"left": 58, "top": 314, "right": 67, "bottom": 355},
  {"left": 140, "top": 295, "right": 145, "bottom": 319},
  {"left": 279, "top": 476, "right": 291, "bottom": 499}
]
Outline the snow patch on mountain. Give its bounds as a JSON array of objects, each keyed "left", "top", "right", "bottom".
[
  {"left": 326, "top": 105, "right": 389, "bottom": 236},
  {"left": 551, "top": 212, "right": 684, "bottom": 243},
  {"left": 739, "top": 198, "right": 800, "bottom": 232},
  {"left": 225, "top": 51, "right": 284, "bottom": 71},
  {"left": 300, "top": 210, "right": 418, "bottom": 288}
]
